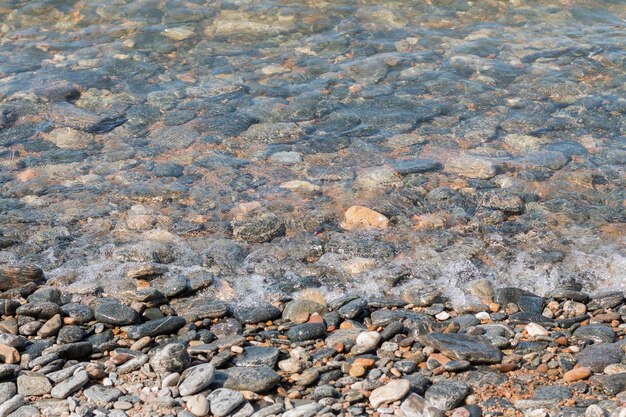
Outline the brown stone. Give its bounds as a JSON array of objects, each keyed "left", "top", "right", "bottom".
[
  {"left": 0, "top": 344, "right": 20, "bottom": 364},
  {"left": 563, "top": 367, "right": 591, "bottom": 382},
  {"left": 340, "top": 206, "right": 389, "bottom": 231},
  {"left": 0, "top": 265, "right": 45, "bottom": 291}
]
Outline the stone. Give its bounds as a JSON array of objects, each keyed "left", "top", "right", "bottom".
[
  {"left": 178, "top": 364, "right": 215, "bottom": 396},
  {"left": 526, "top": 323, "right": 549, "bottom": 337},
  {"left": 0, "top": 382, "right": 17, "bottom": 404},
  {"left": 0, "top": 394, "right": 24, "bottom": 417},
  {"left": 370, "top": 379, "right": 411, "bottom": 408},
  {"left": 17, "top": 373, "right": 52, "bottom": 396},
  {"left": 577, "top": 344, "right": 624, "bottom": 372},
  {"left": 125, "top": 316, "right": 186, "bottom": 339},
  {"left": 234, "top": 304, "right": 281, "bottom": 324},
  {"left": 232, "top": 211, "right": 286, "bottom": 243},
  {"left": 401, "top": 393, "right": 444, "bottom": 417},
  {"left": 95, "top": 303, "right": 139, "bottom": 326},
  {"left": 15, "top": 302, "right": 61, "bottom": 319},
  {"left": 83, "top": 385, "right": 122, "bottom": 403},
  {"left": 563, "top": 367, "right": 591, "bottom": 382},
  {"left": 56, "top": 325, "right": 84, "bottom": 344},
  {"left": 282, "top": 403, "right": 324, "bottom": 417},
  {"left": 217, "top": 366, "right": 280, "bottom": 393},
  {"left": 232, "top": 347, "right": 279, "bottom": 368},
  {"left": 43, "top": 342, "right": 92, "bottom": 359},
  {"left": 573, "top": 325, "right": 616, "bottom": 344},
  {"left": 286, "top": 323, "right": 326, "bottom": 342},
  {"left": 282, "top": 300, "right": 327, "bottom": 323},
  {"left": 187, "top": 394, "right": 210, "bottom": 417},
  {"left": 50, "top": 370, "right": 89, "bottom": 399},
  {"left": 340, "top": 206, "right": 389, "bottom": 231},
  {"left": 425, "top": 381, "right": 470, "bottom": 411},
  {"left": 0, "top": 265, "right": 44, "bottom": 291},
  {"left": 37, "top": 314, "right": 62, "bottom": 337},
  {"left": 603, "top": 373, "right": 626, "bottom": 396},
  {"left": 0, "top": 345, "right": 20, "bottom": 364},
  {"left": 422, "top": 333, "right": 502, "bottom": 364},
  {"left": 351, "top": 331, "right": 381, "bottom": 355},
  {"left": 61, "top": 303, "right": 94, "bottom": 323},
  {"left": 207, "top": 388, "right": 245, "bottom": 417},
  {"left": 149, "top": 343, "right": 191, "bottom": 374},
  {"left": 445, "top": 155, "right": 497, "bottom": 179}
]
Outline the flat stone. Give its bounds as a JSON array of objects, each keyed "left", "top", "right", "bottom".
[
  {"left": 602, "top": 373, "right": 626, "bottom": 396},
  {"left": 0, "top": 382, "right": 16, "bottom": 404},
  {"left": 282, "top": 403, "right": 324, "bottom": 417},
  {"left": 16, "top": 302, "right": 61, "bottom": 320},
  {"left": 125, "top": 316, "right": 186, "bottom": 339},
  {"left": 207, "top": 388, "right": 244, "bottom": 417},
  {"left": 577, "top": 343, "right": 624, "bottom": 372},
  {"left": 17, "top": 372, "right": 52, "bottom": 396},
  {"left": 216, "top": 366, "right": 280, "bottom": 393},
  {"left": 0, "top": 394, "right": 24, "bottom": 417},
  {"left": 425, "top": 381, "right": 469, "bottom": 411},
  {"left": 232, "top": 346, "right": 279, "bottom": 368},
  {"left": 178, "top": 364, "right": 215, "bottom": 396},
  {"left": 94, "top": 303, "right": 139, "bottom": 326},
  {"left": 43, "top": 342, "right": 92, "bottom": 360},
  {"left": 37, "top": 314, "right": 62, "bottom": 337},
  {"left": 422, "top": 333, "right": 502, "bottom": 364},
  {"left": 83, "top": 385, "right": 122, "bottom": 403},
  {"left": 573, "top": 325, "right": 616, "bottom": 344},
  {"left": 370, "top": 379, "right": 411, "bottom": 408},
  {"left": 0, "top": 265, "right": 44, "bottom": 291},
  {"left": 401, "top": 393, "right": 443, "bottom": 417},
  {"left": 50, "top": 370, "right": 88, "bottom": 399}
]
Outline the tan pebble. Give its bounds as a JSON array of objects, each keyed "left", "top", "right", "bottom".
[
  {"left": 130, "top": 336, "right": 152, "bottom": 351},
  {"left": 563, "top": 367, "right": 591, "bottom": 382},
  {"left": 340, "top": 205, "right": 389, "bottom": 231},
  {"left": 231, "top": 346, "right": 244, "bottom": 354},
  {"left": 0, "top": 344, "right": 20, "bottom": 364},
  {"left": 350, "top": 365, "right": 366, "bottom": 378},
  {"left": 536, "top": 363, "right": 549, "bottom": 373}
]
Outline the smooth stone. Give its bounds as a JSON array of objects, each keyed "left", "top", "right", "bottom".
[
  {"left": 232, "top": 347, "right": 279, "bottom": 368},
  {"left": 573, "top": 325, "right": 616, "bottom": 344},
  {"left": 351, "top": 331, "right": 381, "bottom": 355},
  {"left": 50, "top": 370, "right": 88, "bottom": 399},
  {"left": 577, "top": 344, "right": 624, "bottom": 372},
  {"left": 286, "top": 323, "right": 326, "bottom": 342},
  {"left": 0, "top": 382, "right": 17, "bottom": 404},
  {"left": 207, "top": 388, "right": 244, "bottom": 417},
  {"left": 43, "top": 342, "right": 92, "bottom": 359},
  {"left": 149, "top": 343, "right": 191, "bottom": 374},
  {"left": 187, "top": 394, "right": 210, "bottom": 417},
  {"left": 282, "top": 300, "right": 327, "bottom": 323},
  {"left": 16, "top": 302, "right": 61, "bottom": 320},
  {"left": 401, "top": 393, "right": 443, "bottom": 417},
  {"left": 422, "top": 333, "right": 502, "bottom": 364},
  {"left": 370, "top": 379, "right": 411, "bottom": 408},
  {"left": 60, "top": 304, "right": 94, "bottom": 323},
  {"left": 603, "top": 373, "right": 626, "bottom": 396},
  {"left": 533, "top": 385, "right": 572, "bottom": 401},
  {"left": 83, "top": 385, "right": 122, "bottom": 403},
  {"left": 0, "top": 394, "right": 24, "bottom": 417},
  {"left": 94, "top": 303, "right": 139, "bottom": 326},
  {"left": 0, "top": 345, "right": 20, "bottom": 364},
  {"left": 16, "top": 373, "right": 52, "bottom": 396},
  {"left": 234, "top": 304, "right": 281, "bottom": 324},
  {"left": 217, "top": 366, "right": 280, "bottom": 393},
  {"left": 425, "top": 381, "right": 470, "bottom": 411},
  {"left": 178, "top": 364, "right": 215, "bottom": 396},
  {"left": 5, "top": 405, "right": 40, "bottom": 417},
  {"left": 56, "top": 326, "right": 84, "bottom": 344},
  {"left": 125, "top": 316, "right": 186, "bottom": 339},
  {"left": 282, "top": 403, "right": 324, "bottom": 417}
]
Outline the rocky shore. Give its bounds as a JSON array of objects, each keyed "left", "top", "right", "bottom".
[{"left": 0, "top": 265, "right": 626, "bottom": 417}]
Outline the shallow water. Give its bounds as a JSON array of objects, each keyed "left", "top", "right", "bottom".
[{"left": 0, "top": 0, "right": 624, "bottom": 305}]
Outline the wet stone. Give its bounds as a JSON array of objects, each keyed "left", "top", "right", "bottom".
[
  {"left": 60, "top": 304, "right": 94, "bottom": 323},
  {"left": 56, "top": 326, "right": 84, "bottom": 344},
  {"left": 232, "top": 212, "right": 286, "bottom": 243},
  {"left": 16, "top": 302, "right": 61, "bottom": 320},
  {"left": 232, "top": 346, "right": 279, "bottom": 368},
  {"left": 125, "top": 316, "right": 186, "bottom": 339},
  {"left": 286, "top": 323, "right": 327, "bottom": 342},
  {"left": 234, "top": 304, "right": 281, "bottom": 324},
  {"left": 422, "top": 333, "right": 502, "bottom": 364},
  {"left": 94, "top": 303, "right": 139, "bottom": 326}
]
